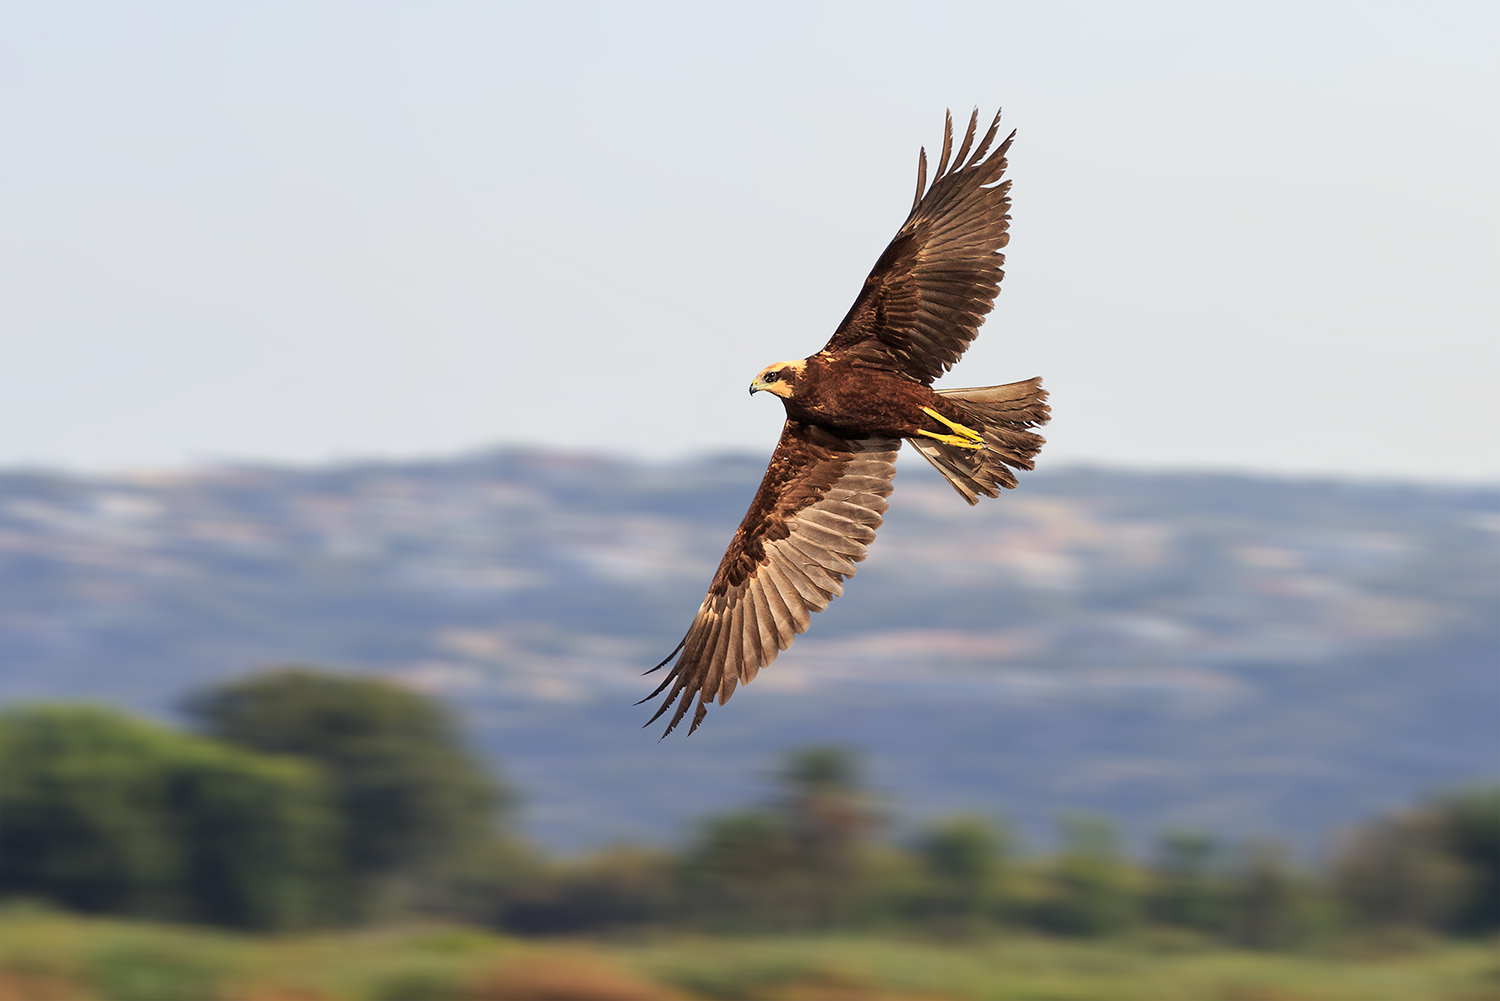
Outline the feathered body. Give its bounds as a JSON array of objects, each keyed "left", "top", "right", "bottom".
[{"left": 644, "top": 109, "right": 1050, "bottom": 736}]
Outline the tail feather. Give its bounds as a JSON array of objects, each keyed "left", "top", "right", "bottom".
[{"left": 908, "top": 377, "right": 1049, "bottom": 504}]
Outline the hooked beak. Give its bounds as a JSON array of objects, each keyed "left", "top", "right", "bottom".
[{"left": 748, "top": 382, "right": 760, "bottom": 396}]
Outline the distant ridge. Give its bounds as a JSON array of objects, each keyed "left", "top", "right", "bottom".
[{"left": 2, "top": 450, "right": 1497, "bottom": 850}]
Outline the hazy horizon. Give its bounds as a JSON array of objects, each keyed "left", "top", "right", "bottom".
[{"left": 6, "top": 439, "right": 1499, "bottom": 491}]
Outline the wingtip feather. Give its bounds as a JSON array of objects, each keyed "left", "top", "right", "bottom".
[
  {"left": 644, "top": 634, "right": 688, "bottom": 675},
  {"left": 950, "top": 108, "right": 979, "bottom": 174},
  {"left": 934, "top": 109, "right": 955, "bottom": 179},
  {"left": 912, "top": 147, "right": 928, "bottom": 214}
]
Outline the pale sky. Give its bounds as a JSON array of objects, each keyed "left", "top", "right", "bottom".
[{"left": 3, "top": 2, "right": 1496, "bottom": 481}]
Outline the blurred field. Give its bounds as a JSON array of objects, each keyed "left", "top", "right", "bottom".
[
  {"left": 5, "top": 680, "right": 1499, "bottom": 1000},
  {"left": 2, "top": 908, "right": 1497, "bottom": 1001}
]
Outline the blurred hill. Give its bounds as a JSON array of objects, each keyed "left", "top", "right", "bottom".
[{"left": 1, "top": 450, "right": 1496, "bottom": 852}]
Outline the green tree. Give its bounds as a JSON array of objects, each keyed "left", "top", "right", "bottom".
[
  {"left": 1336, "top": 787, "right": 1500, "bottom": 937},
  {"left": 775, "top": 746, "right": 881, "bottom": 927},
  {"left": 1334, "top": 811, "right": 1464, "bottom": 933},
  {"left": 1430, "top": 788, "right": 1500, "bottom": 934},
  {"left": 499, "top": 846, "right": 676, "bottom": 934},
  {"left": 188, "top": 668, "right": 512, "bottom": 916},
  {"left": 0, "top": 705, "right": 340, "bottom": 929},
  {"left": 911, "top": 814, "right": 1010, "bottom": 930},
  {"left": 1148, "top": 830, "right": 1229, "bottom": 935},
  {"left": 677, "top": 810, "right": 801, "bottom": 931},
  {"left": 1040, "top": 815, "right": 1138, "bottom": 937},
  {"left": 674, "top": 746, "right": 880, "bottom": 931},
  {"left": 1227, "top": 842, "right": 1332, "bottom": 949}
]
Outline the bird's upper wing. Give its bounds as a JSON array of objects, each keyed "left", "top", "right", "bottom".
[
  {"left": 819, "top": 109, "right": 1015, "bottom": 385},
  {"left": 643, "top": 422, "right": 899, "bottom": 736}
]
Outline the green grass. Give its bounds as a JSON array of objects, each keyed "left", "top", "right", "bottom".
[
  {"left": 619, "top": 934, "right": 1500, "bottom": 1000},
  {"left": 1, "top": 907, "right": 1496, "bottom": 1001}
]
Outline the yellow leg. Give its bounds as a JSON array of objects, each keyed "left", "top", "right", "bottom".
[
  {"left": 918, "top": 429, "right": 984, "bottom": 450},
  {"left": 920, "top": 406, "right": 985, "bottom": 444}
]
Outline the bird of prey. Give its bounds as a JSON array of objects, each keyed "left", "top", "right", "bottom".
[{"left": 644, "top": 108, "right": 1049, "bottom": 736}]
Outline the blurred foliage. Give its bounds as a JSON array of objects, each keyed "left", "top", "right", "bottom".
[
  {"left": 1146, "top": 830, "right": 1230, "bottom": 936},
  {"left": 186, "top": 668, "right": 516, "bottom": 918},
  {"left": 1430, "top": 788, "right": 1500, "bottom": 934},
  {"left": 497, "top": 846, "right": 678, "bottom": 935},
  {"left": 774, "top": 747, "right": 883, "bottom": 928},
  {"left": 3, "top": 670, "right": 1499, "bottom": 973},
  {"left": 677, "top": 810, "right": 802, "bottom": 932},
  {"left": 0, "top": 706, "right": 339, "bottom": 929},
  {"left": 1225, "top": 842, "right": 1336, "bottom": 950},
  {"left": 1335, "top": 787, "right": 1500, "bottom": 937},
  {"left": 1035, "top": 815, "right": 1141, "bottom": 938}
]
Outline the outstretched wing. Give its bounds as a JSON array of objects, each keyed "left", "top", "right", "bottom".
[
  {"left": 644, "top": 422, "right": 899, "bottom": 736},
  {"left": 820, "top": 108, "right": 1015, "bottom": 385}
]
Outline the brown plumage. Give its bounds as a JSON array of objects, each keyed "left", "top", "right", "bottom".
[{"left": 643, "top": 108, "right": 1050, "bottom": 736}]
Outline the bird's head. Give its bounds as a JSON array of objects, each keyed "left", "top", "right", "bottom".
[{"left": 749, "top": 360, "right": 805, "bottom": 399}]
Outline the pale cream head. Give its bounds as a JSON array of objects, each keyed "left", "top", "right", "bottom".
[{"left": 748, "top": 359, "right": 806, "bottom": 399}]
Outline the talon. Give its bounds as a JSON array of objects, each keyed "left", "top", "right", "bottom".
[
  {"left": 921, "top": 406, "right": 984, "bottom": 443},
  {"left": 918, "top": 429, "right": 984, "bottom": 449}
]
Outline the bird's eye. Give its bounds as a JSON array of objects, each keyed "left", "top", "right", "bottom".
[{"left": 765, "top": 371, "right": 780, "bottom": 383}]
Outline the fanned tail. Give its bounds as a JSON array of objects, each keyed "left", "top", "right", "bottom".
[{"left": 908, "top": 377, "right": 1049, "bottom": 504}]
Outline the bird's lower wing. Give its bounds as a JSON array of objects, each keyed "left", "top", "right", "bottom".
[{"left": 643, "top": 422, "right": 900, "bottom": 736}]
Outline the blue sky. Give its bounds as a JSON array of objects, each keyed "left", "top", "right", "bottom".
[{"left": 2, "top": 2, "right": 1496, "bottom": 480}]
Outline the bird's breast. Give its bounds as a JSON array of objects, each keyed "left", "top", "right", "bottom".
[{"left": 784, "top": 365, "right": 934, "bottom": 438}]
